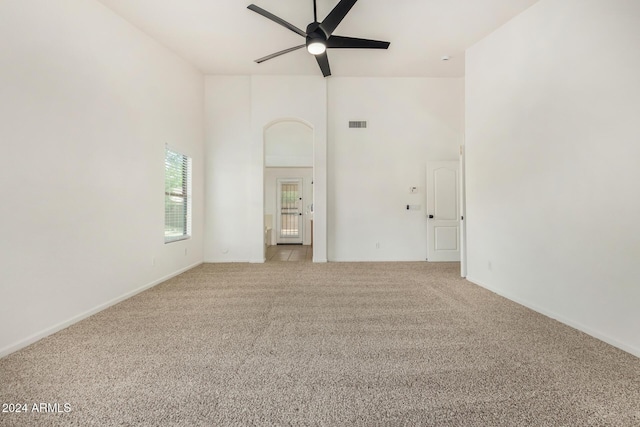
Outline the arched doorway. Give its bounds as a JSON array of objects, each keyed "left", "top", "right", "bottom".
[{"left": 263, "top": 119, "right": 314, "bottom": 261}]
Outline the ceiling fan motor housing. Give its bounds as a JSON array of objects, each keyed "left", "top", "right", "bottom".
[{"left": 306, "top": 22, "right": 327, "bottom": 48}]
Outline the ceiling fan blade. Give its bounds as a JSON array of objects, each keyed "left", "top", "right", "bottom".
[
  {"left": 255, "top": 45, "right": 306, "bottom": 63},
  {"left": 247, "top": 4, "right": 306, "bottom": 37},
  {"left": 315, "top": 52, "right": 331, "bottom": 77},
  {"left": 327, "top": 36, "right": 390, "bottom": 49},
  {"left": 319, "top": 0, "right": 358, "bottom": 37}
]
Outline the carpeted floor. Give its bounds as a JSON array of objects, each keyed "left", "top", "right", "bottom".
[{"left": 1, "top": 262, "right": 638, "bottom": 426}]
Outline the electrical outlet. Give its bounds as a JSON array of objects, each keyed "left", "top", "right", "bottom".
[
  {"left": 488, "top": 261, "right": 492, "bottom": 271},
  {"left": 184, "top": 248, "right": 188, "bottom": 256},
  {"left": 376, "top": 242, "right": 380, "bottom": 249},
  {"left": 152, "top": 257, "right": 156, "bottom": 266}
]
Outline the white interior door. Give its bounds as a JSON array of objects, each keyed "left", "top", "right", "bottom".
[
  {"left": 276, "top": 178, "right": 303, "bottom": 244},
  {"left": 426, "top": 161, "right": 460, "bottom": 262}
]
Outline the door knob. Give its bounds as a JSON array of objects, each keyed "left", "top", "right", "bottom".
[{"left": 428, "top": 215, "right": 434, "bottom": 219}]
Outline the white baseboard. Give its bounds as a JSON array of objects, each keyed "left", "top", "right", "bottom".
[
  {"left": 325, "top": 258, "right": 426, "bottom": 263},
  {"left": 0, "top": 262, "right": 202, "bottom": 359},
  {"left": 466, "top": 276, "right": 640, "bottom": 359}
]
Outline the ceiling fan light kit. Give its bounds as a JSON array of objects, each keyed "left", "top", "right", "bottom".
[
  {"left": 307, "top": 41, "right": 326, "bottom": 55},
  {"left": 248, "top": 0, "right": 390, "bottom": 77}
]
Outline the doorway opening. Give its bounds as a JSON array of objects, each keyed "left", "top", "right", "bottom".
[{"left": 263, "top": 119, "right": 313, "bottom": 262}]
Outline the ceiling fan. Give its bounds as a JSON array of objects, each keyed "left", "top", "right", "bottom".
[{"left": 247, "top": 0, "right": 390, "bottom": 77}]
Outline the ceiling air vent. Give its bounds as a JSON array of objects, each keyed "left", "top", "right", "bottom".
[{"left": 349, "top": 121, "right": 367, "bottom": 129}]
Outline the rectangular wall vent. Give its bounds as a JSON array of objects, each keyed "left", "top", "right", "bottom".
[{"left": 349, "top": 121, "right": 367, "bottom": 129}]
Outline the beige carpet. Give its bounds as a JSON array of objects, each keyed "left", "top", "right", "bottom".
[{"left": 1, "top": 262, "right": 638, "bottom": 426}]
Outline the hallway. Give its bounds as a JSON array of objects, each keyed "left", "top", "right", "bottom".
[{"left": 266, "top": 245, "right": 312, "bottom": 262}]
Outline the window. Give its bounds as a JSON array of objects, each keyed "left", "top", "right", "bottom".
[{"left": 164, "top": 146, "right": 192, "bottom": 243}]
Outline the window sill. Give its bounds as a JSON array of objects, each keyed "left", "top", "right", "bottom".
[{"left": 164, "top": 235, "right": 191, "bottom": 244}]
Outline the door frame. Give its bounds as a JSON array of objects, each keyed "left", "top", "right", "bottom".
[{"left": 460, "top": 146, "right": 467, "bottom": 277}]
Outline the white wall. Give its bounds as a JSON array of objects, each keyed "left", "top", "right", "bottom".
[
  {"left": 264, "top": 168, "right": 314, "bottom": 246},
  {"left": 328, "top": 78, "right": 464, "bottom": 261},
  {"left": 0, "top": 0, "right": 204, "bottom": 356},
  {"left": 204, "top": 76, "right": 253, "bottom": 262},
  {"left": 465, "top": 0, "right": 640, "bottom": 356},
  {"left": 204, "top": 75, "right": 327, "bottom": 263},
  {"left": 265, "top": 121, "right": 313, "bottom": 167},
  {"left": 205, "top": 76, "right": 463, "bottom": 263}
]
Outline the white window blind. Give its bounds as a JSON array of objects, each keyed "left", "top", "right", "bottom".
[{"left": 164, "top": 147, "right": 192, "bottom": 243}]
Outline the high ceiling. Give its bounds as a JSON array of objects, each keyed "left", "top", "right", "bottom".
[{"left": 96, "top": 0, "right": 540, "bottom": 77}]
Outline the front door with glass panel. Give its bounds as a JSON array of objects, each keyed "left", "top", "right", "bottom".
[{"left": 276, "top": 178, "right": 303, "bottom": 244}]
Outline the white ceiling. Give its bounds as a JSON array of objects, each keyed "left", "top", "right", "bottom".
[{"left": 96, "top": 0, "right": 540, "bottom": 77}]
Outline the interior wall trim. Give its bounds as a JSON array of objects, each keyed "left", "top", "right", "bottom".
[
  {"left": 466, "top": 276, "right": 640, "bottom": 359},
  {"left": 0, "top": 262, "right": 203, "bottom": 359}
]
